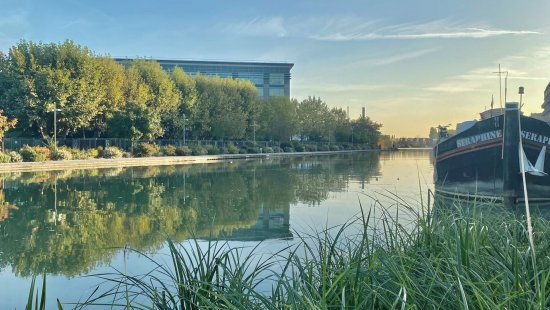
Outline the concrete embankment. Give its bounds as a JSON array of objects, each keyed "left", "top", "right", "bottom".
[{"left": 0, "top": 150, "right": 375, "bottom": 173}]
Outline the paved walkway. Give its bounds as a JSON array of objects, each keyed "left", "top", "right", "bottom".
[{"left": 0, "top": 150, "right": 370, "bottom": 173}]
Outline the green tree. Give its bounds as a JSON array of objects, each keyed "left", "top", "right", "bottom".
[
  {"left": 234, "top": 79, "right": 261, "bottom": 141},
  {"left": 259, "top": 97, "right": 298, "bottom": 141},
  {"left": 129, "top": 60, "right": 180, "bottom": 115},
  {"left": 107, "top": 104, "right": 161, "bottom": 141},
  {"left": 0, "top": 52, "right": 17, "bottom": 141},
  {"left": 351, "top": 116, "right": 382, "bottom": 147},
  {"left": 0, "top": 109, "right": 17, "bottom": 150},
  {"left": 297, "top": 96, "right": 331, "bottom": 142},
  {"left": 0, "top": 40, "right": 105, "bottom": 139},
  {"left": 88, "top": 57, "right": 126, "bottom": 137},
  {"left": 0, "top": 51, "right": 9, "bottom": 104},
  {"left": 109, "top": 59, "right": 180, "bottom": 140},
  {"left": 171, "top": 66, "right": 197, "bottom": 113},
  {"left": 164, "top": 67, "right": 198, "bottom": 139},
  {"left": 330, "top": 107, "right": 351, "bottom": 143},
  {"left": 192, "top": 75, "right": 256, "bottom": 140}
]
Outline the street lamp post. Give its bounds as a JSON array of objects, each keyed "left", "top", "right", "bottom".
[
  {"left": 52, "top": 102, "right": 61, "bottom": 149},
  {"left": 182, "top": 113, "right": 188, "bottom": 145}
]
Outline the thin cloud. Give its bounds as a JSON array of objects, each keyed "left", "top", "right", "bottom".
[
  {"left": 496, "top": 46, "right": 550, "bottom": 81},
  {"left": 224, "top": 16, "right": 539, "bottom": 41},
  {"left": 425, "top": 68, "right": 494, "bottom": 94},
  {"left": 368, "top": 48, "right": 437, "bottom": 66},
  {"left": 425, "top": 65, "right": 545, "bottom": 96},
  {"left": 311, "top": 18, "right": 539, "bottom": 41},
  {"left": 61, "top": 18, "right": 93, "bottom": 29},
  {"left": 457, "top": 56, "right": 550, "bottom": 82},
  {"left": 312, "top": 28, "right": 539, "bottom": 41},
  {"left": 225, "top": 17, "right": 287, "bottom": 37},
  {"left": 298, "top": 83, "right": 391, "bottom": 92},
  {"left": 425, "top": 85, "right": 483, "bottom": 93}
]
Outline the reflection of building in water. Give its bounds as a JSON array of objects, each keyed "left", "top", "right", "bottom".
[
  {"left": 292, "top": 161, "right": 321, "bottom": 170},
  {"left": 47, "top": 210, "right": 66, "bottom": 224},
  {"left": 395, "top": 137, "right": 433, "bottom": 148},
  {"left": 380, "top": 148, "right": 432, "bottom": 160},
  {"left": 217, "top": 203, "right": 291, "bottom": 241}
]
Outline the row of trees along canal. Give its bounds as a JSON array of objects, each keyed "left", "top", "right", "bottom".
[{"left": 0, "top": 40, "right": 381, "bottom": 146}]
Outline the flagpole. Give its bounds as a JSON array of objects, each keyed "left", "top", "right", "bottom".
[
  {"left": 499, "top": 64, "right": 502, "bottom": 108},
  {"left": 490, "top": 94, "right": 494, "bottom": 117}
]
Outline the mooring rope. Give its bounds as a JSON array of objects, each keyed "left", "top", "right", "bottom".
[
  {"left": 502, "top": 110, "right": 506, "bottom": 160},
  {"left": 517, "top": 108, "right": 537, "bottom": 269}
]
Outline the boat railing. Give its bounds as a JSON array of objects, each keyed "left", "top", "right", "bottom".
[{"left": 480, "top": 108, "right": 504, "bottom": 120}]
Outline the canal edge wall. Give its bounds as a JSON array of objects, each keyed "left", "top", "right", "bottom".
[{"left": 0, "top": 150, "right": 383, "bottom": 173}]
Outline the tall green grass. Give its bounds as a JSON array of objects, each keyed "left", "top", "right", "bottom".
[
  {"left": 28, "top": 194, "right": 550, "bottom": 309},
  {"left": 25, "top": 274, "right": 63, "bottom": 310}
]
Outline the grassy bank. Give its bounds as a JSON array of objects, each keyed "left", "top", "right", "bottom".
[{"left": 27, "top": 195, "right": 550, "bottom": 309}]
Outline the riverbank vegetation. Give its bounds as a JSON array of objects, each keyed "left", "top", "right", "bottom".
[
  {"left": 25, "top": 195, "right": 550, "bottom": 309},
  {"left": 0, "top": 139, "right": 374, "bottom": 163},
  {"left": 0, "top": 40, "right": 381, "bottom": 152}
]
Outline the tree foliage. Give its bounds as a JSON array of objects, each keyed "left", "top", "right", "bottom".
[
  {"left": 115, "top": 60, "right": 181, "bottom": 140},
  {"left": 0, "top": 40, "right": 105, "bottom": 138},
  {"left": 163, "top": 67, "right": 198, "bottom": 138},
  {"left": 351, "top": 116, "right": 382, "bottom": 146},
  {"left": 297, "top": 96, "right": 331, "bottom": 141},
  {"left": 0, "top": 109, "right": 17, "bottom": 143},
  {"left": 331, "top": 107, "right": 351, "bottom": 142},
  {"left": 192, "top": 75, "right": 258, "bottom": 140},
  {"left": 259, "top": 97, "right": 298, "bottom": 141},
  {"left": 0, "top": 40, "right": 382, "bottom": 144},
  {"left": 89, "top": 57, "right": 126, "bottom": 137}
]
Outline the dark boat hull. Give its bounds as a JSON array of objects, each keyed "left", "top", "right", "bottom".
[{"left": 434, "top": 112, "right": 550, "bottom": 199}]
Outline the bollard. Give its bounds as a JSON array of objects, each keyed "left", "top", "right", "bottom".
[{"left": 502, "top": 102, "right": 520, "bottom": 206}]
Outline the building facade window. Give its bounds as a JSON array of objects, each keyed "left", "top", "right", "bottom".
[
  {"left": 269, "top": 87, "right": 285, "bottom": 97},
  {"left": 115, "top": 58, "right": 293, "bottom": 100},
  {"left": 256, "top": 87, "right": 264, "bottom": 97},
  {"left": 245, "top": 73, "right": 264, "bottom": 85},
  {"left": 269, "top": 73, "right": 284, "bottom": 86}
]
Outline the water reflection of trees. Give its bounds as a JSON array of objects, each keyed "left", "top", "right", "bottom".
[{"left": 0, "top": 153, "right": 380, "bottom": 276}]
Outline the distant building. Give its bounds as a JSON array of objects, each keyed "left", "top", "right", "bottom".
[
  {"left": 541, "top": 82, "right": 550, "bottom": 118},
  {"left": 115, "top": 58, "right": 294, "bottom": 100},
  {"left": 395, "top": 137, "right": 433, "bottom": 148}
]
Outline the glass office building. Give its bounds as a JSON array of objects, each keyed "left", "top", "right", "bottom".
[{"left": 115, "top": 58, "right": 294, "bottom": 100}]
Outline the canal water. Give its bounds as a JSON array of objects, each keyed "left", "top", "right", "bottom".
[{"left": 0, "top": 149, "right": 433, "bottom": 308}]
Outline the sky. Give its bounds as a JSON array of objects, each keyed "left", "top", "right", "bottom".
[{"left": 1, "top": 0, "right": 550, "bottom": 137}]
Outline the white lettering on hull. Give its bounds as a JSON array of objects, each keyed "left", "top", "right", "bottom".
[
  {"left": 454, "top": 130, "right": 549, "bottom": 149},
  {"left": 456, "top": 130, "right": 502, "bottom": 148},
  {"left": 521, "top": 131, "right": 550, "bottom": 145}
]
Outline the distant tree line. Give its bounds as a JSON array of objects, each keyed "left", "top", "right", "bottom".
[{"left": 0, "top": 40, "right": 381, "bottom": 146}]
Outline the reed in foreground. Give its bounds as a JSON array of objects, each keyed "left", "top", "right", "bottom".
[{"left": 32, "top": 195, "right": 550, "bottom": 309}]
